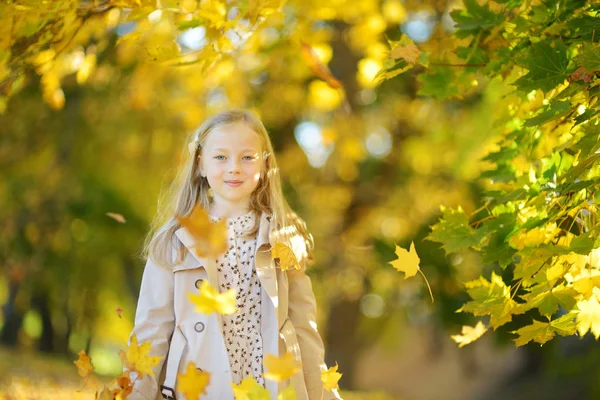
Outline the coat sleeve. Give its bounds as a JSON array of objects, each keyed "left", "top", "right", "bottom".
[
  {"left": 127, "top": 256, "right": 175, "bottom": 400},
  {"left": 287, "top": 267, "right": 342, "bottom": 400}
]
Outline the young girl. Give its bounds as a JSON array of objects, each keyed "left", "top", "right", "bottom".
[{"left": 127, "top": 110, "right": 340, "bottom": 400}]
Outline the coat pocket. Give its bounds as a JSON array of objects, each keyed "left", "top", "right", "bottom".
[{"left": 160, "top": 325, "right": 187, "bottom": 399}]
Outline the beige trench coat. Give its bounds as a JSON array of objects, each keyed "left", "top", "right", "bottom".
[{"left": 127, "top": 212, "right": 340, "bottom": 400}]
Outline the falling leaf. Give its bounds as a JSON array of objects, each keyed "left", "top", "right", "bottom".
[
  {"left": 388, "top": 241, "right": 420, "bottom": 279},
  {"left": 177, "top": 205, "right": 228, "bottom": 258},
  {"left": 187, "top": 279, "right": 237, "bottom": 315},
  {"left": 301, "top": 41, "right": 343, "bottom": 89},
  {"left": 177, "top": 361, "right": 210, "bottom": 400},
  {"left": 451, "top": 321, "right": 488, "bottom": 347},
  {"left": 119, "top": 334, "right": 163, "bottom": 378},
  {"left": 116, "top": 306, "right": 124, "bottom": 319},
  {"left": 263, "top": 353, "right": 301, "bottom": 382},
  {"left": 74, "top": 350, "right": 94, "bottom": 377},
  {"left": 271, "top": 242, "right": 301, "bottom": 271},
  {"left": 231, "top": 376, "right": 270, "bottom": 400},
  {"left": 106, "top": 212, "right": 126, "bottom": 223},
  {"left": 389, "top": 241, "right": 434, "bottom": 302},
  {"left": 321, "top": 363, "right": 342, "bottom": 391}
]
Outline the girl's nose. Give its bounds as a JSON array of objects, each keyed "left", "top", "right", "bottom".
[{"left": 228, "top": 159, "right": 241, "bottom": 173}]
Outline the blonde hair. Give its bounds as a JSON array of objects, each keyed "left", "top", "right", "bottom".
[{"left": 140, "top": 109, "right": 314, "bottom": 269}]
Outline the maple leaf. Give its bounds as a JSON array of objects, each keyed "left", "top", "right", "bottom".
[
  {"left": 321, "top": 363, "right": 342, "bottom": 391},
  {"left": 271, "top": 242, "right": 301, "bottom": 271},
  {"left": 263, "top": 353, "right": 301, "bottom": 382},
  {"left": 177, "top": 361, "right": 210, "bottom": 400},
  {"left": 458, "top": 272, "right": 519, "bottom": 329},
  {"left": 451, "top": 321, "right": 488, "bottom": 347},
  {"left": 177, "top": 205, "right": 228, "bottom": 258},
  {"left": 576, "top": 293, "right": 600, "bottom": 339},
  {"left": 74, "top": 350, "right": 94, "bottom": 377},
  {"left": 389, "top": 241, "right": 434, "bottom": 302},
  {"left": 390, "top": 42, "right": 420, "bottom": 64},
  {"left": 389, "top": 241, "right": 420, "bottom": 279},
  {"left": 512, "top": 313, "right": 576, "bottom": 346},
  {"left": 230, "top": 376, "right": 270, "bottom": 400},
  {"left": 119, "top": 334, "right": 163, "bottom": 378},
  {"left": 187, "top": 279, "right": 237, "bottom": 315}
]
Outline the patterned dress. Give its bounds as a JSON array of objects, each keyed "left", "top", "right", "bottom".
[{"left": 210, "top": 210, "right": 265, "bottom": 386}]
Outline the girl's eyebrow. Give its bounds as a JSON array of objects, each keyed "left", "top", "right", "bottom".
[{"left": 213, "top": 148, "right": 259, "bottom": 153}]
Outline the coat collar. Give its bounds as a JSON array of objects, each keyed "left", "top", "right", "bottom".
[{"left": 173, "top": 211, "right": 279, "bottom": 309}]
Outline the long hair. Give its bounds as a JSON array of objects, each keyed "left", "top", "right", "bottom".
[{"left": 140, "top": 109, "right": 314, "bottom": 269}]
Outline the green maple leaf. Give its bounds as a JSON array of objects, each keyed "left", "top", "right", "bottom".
[
  {"left": 574, "top": 42, "right": 600, "bottom": 71},
  {"left": 458, "top": 272, "right": 519, "bottom": 329},
  {"left": 514, "top": 40, "right": 570, "bottom": 93},
  {"left": 450, "top": 0, "right": 503, "bottom": 35},
  {"left": 513, "top": 319, "right": 555, "bottom": 346},
  {"left": 521, "top": 283, "right": 577, "bottom": 316},
  {"left": 524, "top": 100, "right": 572, "bottom": 127},
  {"left": 416, "top": 67, "right": 461, "bottom": 100},
  {"left": 513, "top": 313, "right": 576, "bottom": 346},
  {"left": 426, "top": 206, "right": 480, "bottom": 254},
  {"left": 570, "top": 231, "right": 598, "bottom": 255},
  {"left": 567, "top": 15, "right": 600, "bottom": 43}
]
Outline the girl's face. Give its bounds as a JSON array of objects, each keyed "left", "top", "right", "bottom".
[{"left": 199, "top": 122, "right": 264, "bottom": 211}]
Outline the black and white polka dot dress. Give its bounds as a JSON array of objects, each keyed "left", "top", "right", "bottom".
[{"left": 210, "top": 210, "right": 265, "bottom": 387}]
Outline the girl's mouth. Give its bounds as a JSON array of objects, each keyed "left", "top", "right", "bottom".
[{"left": 225, "top": 181, "right": 243, "bottom": 187}]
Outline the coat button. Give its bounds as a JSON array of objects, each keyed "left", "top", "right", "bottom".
[
  {"left": 194, "top": 322, "right": 205, "bottom": 332},
  {"left": 195, "top": 279, "right": 203, "bottom": 289}
]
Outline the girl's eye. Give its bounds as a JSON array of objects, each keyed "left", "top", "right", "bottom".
[
  {"left": 243, "top": 156, "right": 254, "bottom": 161},
  {"left": 215, "top": 155, "right": 226, "bottom": 160}
]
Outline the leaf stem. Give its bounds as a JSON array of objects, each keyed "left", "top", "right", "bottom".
[{"left": 418, "top": 268, "right": 434, "bottom": 303}]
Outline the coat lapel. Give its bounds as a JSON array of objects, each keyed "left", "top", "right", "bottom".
[
  {"left": 255, "top": 213, "right": 279, "bottom": 310},
  {"left": 174, "top": 226, "right": 219, "bottom": 290}
]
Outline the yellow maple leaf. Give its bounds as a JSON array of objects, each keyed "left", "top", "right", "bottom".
[
  {"left": 177, "top": 205, "right": 228, "bottom": 258},
  {"left": 263, "top": 353, "right": 301, "bottom": 382},
  {"left": 321, "top": 363, "right": 342, "bottom": 391},
  {"left": 576, "top": 293, "right": 600, "bottom": 339},
  {"left": 271, "top": 242, "right": 301, "bottom": 271},
  {"left": 230, "top": 376, "right": 270, "bottom": 400},
  {"left": 390, "top": 42, "right": 420, "bottom": 64},
  {"left": 451, "top": 321, "right": 488, "bottom": 347},
  {"left": 119, "top": 334, "right": 163, "bottom": 378},
  {"left": 389, "top": 241, "right": 420, "bottom": 279},
  {"left": 188, "top": 279, "right": 237, "bottom": 315},
  {"left": 74, "top": 350, "right": 94, "bottom": 377},
  {"left": 177, "top": 361, "right": 210, "bottom": 400},
  {"left": 389, "top": 241, "right": 434, "bottom": 302}
]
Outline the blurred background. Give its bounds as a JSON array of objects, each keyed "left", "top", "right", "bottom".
[{"left": 2, "top": 0, "right": 600, "bottom": 399}]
